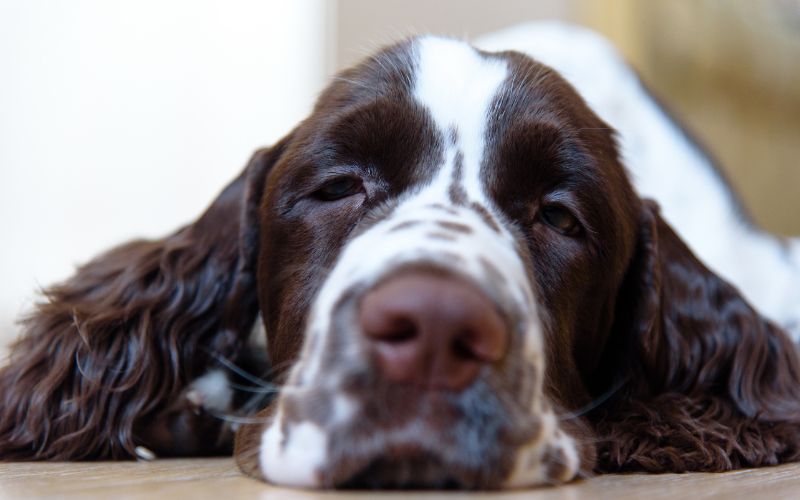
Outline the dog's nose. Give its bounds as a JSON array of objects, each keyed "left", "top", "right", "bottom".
[{"left": 359, "top": 271, "right": 507, "bottom": 390}]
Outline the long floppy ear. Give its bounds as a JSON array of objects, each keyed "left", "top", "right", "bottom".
[
  {"left": 595, "top": 200, "right": 800, "bottom": 472},
  {"left": 0, "top": 140, "right": 288, "bottom": 460}
]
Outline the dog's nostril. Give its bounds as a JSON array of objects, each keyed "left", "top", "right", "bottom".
[
  {"left": 366, "top": 317, "right": 418, "bottom": 343},
  {"left": 452, "top": 333, "right": 481, "bottom": 361},
  {"left": 359, "top": 271, "right": 507, "bottom": 390}
]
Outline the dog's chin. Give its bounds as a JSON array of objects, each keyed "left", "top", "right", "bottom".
[
  {"left": 329, "top": 448, "right": 499, "bottom": 491},
  {"left": 316, "top": 416, "right": 521, "bottom": 490},
  {"left": 336, "top": 454, "right": 467, "bottom": 490},
  {"left": 260, "top": 373, "right": 541, "bottom": 490}
]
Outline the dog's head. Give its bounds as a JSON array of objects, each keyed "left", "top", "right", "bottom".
[
  {"left": 223, "top": 37, "right": 800, "bottom": 488},
  {"left": 4, "top": 35, "right": 799, "bottom": 488},
  {"left": 238, "top": 36, "right": 639, "bottom": 487}
]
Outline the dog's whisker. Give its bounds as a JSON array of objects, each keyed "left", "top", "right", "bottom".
[
  {"left": 228, "top": 381, "right": 280, "bottom": 394},
  {"left": 557, "top": 376, "right": 630, "bottom": 421},
  {"left": 208, "top": 411, "right": 273, "bottom": 425},
  {"left": 204, "top": 349, "right": 272, "bottom": 388}
]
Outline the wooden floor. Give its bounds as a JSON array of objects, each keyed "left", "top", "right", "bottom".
[{"left": 1, "top": 459, "right": 799, "bottom": 499}]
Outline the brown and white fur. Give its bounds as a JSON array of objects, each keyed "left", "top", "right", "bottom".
[{"left": 1, "top": 30, "right": 799, "bottom": 490}]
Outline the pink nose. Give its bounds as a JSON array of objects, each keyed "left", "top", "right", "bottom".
[{"left": 359, "top": 271, "right": 508, "bottom": 390}]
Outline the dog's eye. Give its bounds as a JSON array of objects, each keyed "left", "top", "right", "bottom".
[
  {"left": 540, "top": 205, "right": 580, "bottom": 236},
  {"left": 313, "top": 177, "right": 362, "bottom": 201}
]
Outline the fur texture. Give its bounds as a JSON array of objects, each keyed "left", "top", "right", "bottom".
[{"left": 0, "top": 145, "right": 282, "bottom": 459}]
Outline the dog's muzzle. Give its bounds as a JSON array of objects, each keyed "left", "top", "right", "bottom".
[{"left": 256, "top": 200, "right": 580, "bottom": 489}]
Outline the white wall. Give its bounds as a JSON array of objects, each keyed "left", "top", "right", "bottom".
[
  {"left": 336, "top": 0, "right": 573, "bottom": 70},
  {"left": 0, "top": 0, "right": 331, "bottom": 347}
]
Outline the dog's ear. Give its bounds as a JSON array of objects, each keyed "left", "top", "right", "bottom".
[
  {"left": 596, "top": 200, "right": 800, "bottom": 472},
  {"left": 0, "top": 138, "right": 289, "bottom": 460}
]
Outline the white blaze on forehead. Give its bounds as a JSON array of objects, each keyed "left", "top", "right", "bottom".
[{"left": 413, "top": 36, "right": 508, "bottom": 203}]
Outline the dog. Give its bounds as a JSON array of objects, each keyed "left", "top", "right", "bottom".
[{"left": 1, "top": 30, "right": 799, "bottom": 490}]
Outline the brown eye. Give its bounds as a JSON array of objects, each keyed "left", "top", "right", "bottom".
[
  {"left": 540, "top": 205, "right": 580, "bottom": 236},
  {"left": 313, "top": 177, "right": 362, "bottom": 201}
]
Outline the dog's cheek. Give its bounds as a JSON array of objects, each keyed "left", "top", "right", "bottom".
[{"left": 259, "top": 197, "right": 369, "bottom": 366}]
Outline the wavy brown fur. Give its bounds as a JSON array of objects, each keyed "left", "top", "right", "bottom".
[
  {"left": 597, "top": 394, "right": 800, "bottom": 472},
  {"left": 0, "top": 146, "right": 281, "bottom": 460},
  {"left": 593, "top": 201, "right": 800, "bottom": 472}
]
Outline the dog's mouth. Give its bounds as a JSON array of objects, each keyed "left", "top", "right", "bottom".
[
  {"left": 335, "top": 453, "right": 467, "bottom": 490},
  {"left": 291, "top": 380, "right": 538, "bottom": 490},
  {"left": 319, "top": 421, "right": 513, "bottom": 490},
  {"left": 257, "top": 368, "right": 583, "bottom": 490}
]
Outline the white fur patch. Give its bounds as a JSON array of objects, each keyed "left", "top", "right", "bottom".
[
  {"left": 259, "top": 391, "right": 357, "bottom": 487},
  {"left": 187, "top": 369, "right": 232, "bottom": 413},
  {"left": 260, "top": 405, "right": 327, "bottom": 487},
  {"left": 414, "top": 36, "right": 508, "bottom": 203},
  {"left": 330, "top": 394, "right": 358, "bottom": 426}
]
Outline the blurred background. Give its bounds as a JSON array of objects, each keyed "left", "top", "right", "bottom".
[{"left": 2, "top": 0, "right": 799, "bottom": 348}]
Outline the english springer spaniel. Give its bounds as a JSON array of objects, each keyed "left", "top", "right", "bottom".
[{"left": 1, "top": 26, "right": 799, "bottom": 490}]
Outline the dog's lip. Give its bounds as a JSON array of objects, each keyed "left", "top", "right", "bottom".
[
  {"left": 316, "top": 409, "right": 528, "bottom": 490},
  {"left": 313, "top": 413, "right": 463, "bottom": 488},
  {"left": 329, "top": 448, "right": 469, "bottom": 490},
  {"left": 268, "top": 375, "right": 544, "bottom": 490}
]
